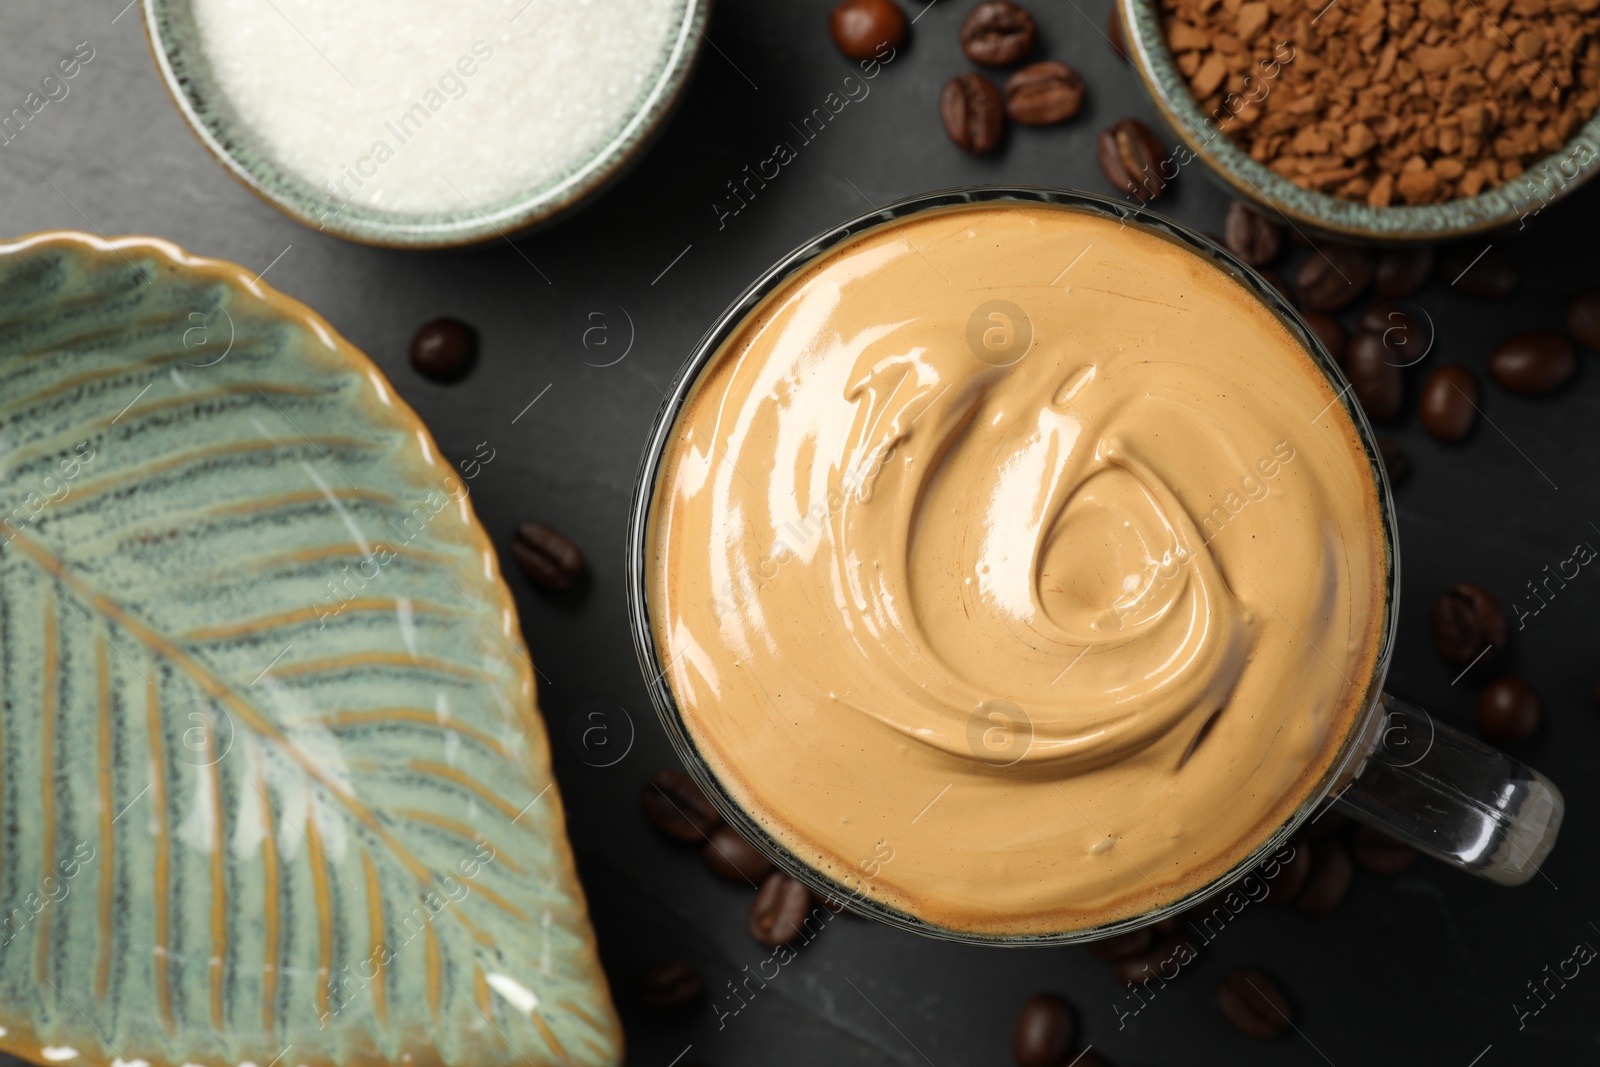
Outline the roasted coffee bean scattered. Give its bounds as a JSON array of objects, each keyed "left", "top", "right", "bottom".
[
  {"left": 1107, "top": 5, "right": 1127, "bottom": 59},
  {"left": 1478, "top": 677, "right": 1541, "bottom": 744},
  {"left": 748, "top": 872, "right": 816, "bottom": 946},
  {"left": 1097, "top": 118, "right": 1171, "bottom": 202},
  {"left": 960, "top": 1, "right": 1037, "bottom": 66},
  {"left": 1374, "top": 247, "right": 1435, "bottom": 299},
  {"left": 1112, "top": 934, "right": 1197, "bottom": 987},
  {"left": 1216, "top": 969, "right": 1291, "bottom": 1040},
  {"left": 511, "top": 521, "right": 586, "bottom": 591},
  {"left": 1087, "top": 929, "right": 1154, "bottom": 962},
  {"left": 941, "top": 73, "right": 1005, "bottom": 153},
  {"left": 1441, "top": 245, "right": 1517, "bottom": 299},
  {"left": 1490, "top": 331, "right": 1577, "bottom": 396},
  {"left": 1301, "top": 311, "right": 1346, "bottom": 365},
  {"left": 410, "top": 318, "right": 477, "bottom": 382},
  {"left": 1360, "top": 300, "right": 1427, "bottom": 365},
  {"left": 1224, "top": 201, "right": 1281, "bottom": 265},
  {"left": 1377, "top": 437, "right": 1410, "bottom": 485},
  {"left": 1431, "top": 583, "right": 1507, "bottom": 666},
  {"left": 1293, "top": 246, "right": 1374, "bottom": 312},
  {"left": 636, "top": 960, "right": 705, "bottom": 1010},
  {"left": 1261, "top": 836, "right": 1312, "bottom": 906},
  {"left": 1567, "top": 289, "right": 1600, "bottom": 351},
  {"left": 1160, "top": 0, "right": 1600, "bottom": 203},
  {"left": 1352, "top": 825, "right": 1416, "bottom": 874},
  {"left": 1004, "top": 61, "right": 1085, "bottom": 125},
  {"left": 829, "top": 0, "right": 907, "bottom": 60},
  {"left": 702, "top": 826, "right": 776, "bottom": 885},
  {"left": 1344, "top": 332, "right": 1404, "bottom": 421},
  {"left": 1418, "top": 364, "right": 1478, "bottom": 442},
  {"left": 1294, "top": 836, "right": 1352, "bottom": 917},
  {"left": 1012, "top": 992, "right": 1074, "bottom": 1067},
  {"left": 641, "top": 769, "right": 721, "bottom": 843},
  {"left": 1358, "top": 300, "right": 1418, "bottom": 340}
]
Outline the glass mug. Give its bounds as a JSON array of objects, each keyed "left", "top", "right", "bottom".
[{"left": 624, "top": 186, "right": 1564, "bottom": 944}]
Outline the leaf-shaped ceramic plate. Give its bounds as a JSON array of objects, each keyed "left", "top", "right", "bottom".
[{"left": 0, "top": 233, "right": 620, "bottom": 1067}]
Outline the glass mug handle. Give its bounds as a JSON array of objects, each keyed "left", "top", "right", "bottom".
[{"left": 1333, "top": 692, "right": 1563, "bottom": 886}]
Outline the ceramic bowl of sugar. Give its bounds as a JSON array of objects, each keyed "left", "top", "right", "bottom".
[{"left": 144, "top": 0, "right": 708, "bottom": 248}]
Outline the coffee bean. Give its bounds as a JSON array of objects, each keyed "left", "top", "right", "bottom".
[
  {"left": 829, "top": 0, "right": 907, "bottom": 60},
  {"left": 641, "top": 769, "right": 721, "bottom": 843},
  {"left": 1490, "top": 331, "right": 1577, "bottom": 395},
  {"left": 1004, "top": 61, "right": 1084, "bottom": 125},
  {"left": 1440, "top": 244, "right": 1516, "bottom": 299},
  {"left": 1374, "top": 246, "right": 1435, "bottom": 299},
  {"left": 636, "top": 960, "right": 704, "bottom": 1010},
  {"left": 510, "top": 521, "right": 585, "bottom": 591},
  {"left": 701, "top": 825, "right": 776, "bottom": 885},
  {"left": 410, "top": 318, "right": 477, "bottom": 382},
  {"left": 1216, "top": 968, "right": 1291, "bottom": 1040},
  {"left": 1098, "top": 118, "right": 1170, "bottom": 202},
  {"left": 1224, "top": 202, "right": 1281, "bottom": 266},
  {"left": 1261, "top": 836, "right": 1312, "bottom": 906},
  {"left": 1293, "top": 836, "right": 1352, "bottom": 917},
  {"left": 960, "top": 1, "right": 1036, "bottom": 66},
  {"left": 510, "top": 521, "right": 586, "bottom": 591},
  {"left": 1087, "top": 929, "right": 1153, "bottom": 962},
  {"left": 1431, "top": 584, "right": 1507, "bottom": 666},
  {"left": 1351, "top": 825, "right": 1416, "bottom": 874},
  {"left": 1293, "top": 245, "right": 1375, "bottom": 311},
  {"left": 940, "top": 73, "right": 1004, "bottom": 153},
  {"left": 1012, "top": 992, "right": 1074, "bottom": 1067},
  {"left": 1107, "top": 4, "right": 1127, "bottom": 58},
  {"left": 1112, "top": 933, "right": 1197, "bottom": 987},
  {"left": 1418, "top": 364, "right": 1478, "bottom": 442},
  {"left": 748, "top": 872, "right": 816, "bottom": 946},
  {"left": 1567, "top": 289, "right": 1600, "bottom": 351},
  {"left": 1301, "top": 311, "right": 1346, "bottom": 365},
  {"left": 1377, "top": 437, "right": 1410, "bottom": 485},
  {"left": 1477, "top": 677, "right": 1541, "bottom": 744},
  {"left": 1344, "top": 332, "right": 1403, "bottom": 421},
  {"left": 1358, "top": 301, "right": 1427, "bottom": 364}
]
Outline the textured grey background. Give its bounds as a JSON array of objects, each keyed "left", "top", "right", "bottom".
[{"left": 4, "top": 1, "right": 1600, "bottom": 1064}]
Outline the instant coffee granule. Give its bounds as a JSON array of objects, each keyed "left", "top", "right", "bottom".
[{"left": 1159, "top": 0, "right": 1600, "bottom": 204}]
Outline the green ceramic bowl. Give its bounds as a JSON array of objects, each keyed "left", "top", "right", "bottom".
[
  {"left": 1118, "top": 0, "right": 1600, "bottom": 241},
  {"left": 142, "top": 0, "right": 709, "bottom": 249}
]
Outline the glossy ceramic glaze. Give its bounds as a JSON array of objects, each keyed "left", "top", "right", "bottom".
[
  {"left": 0, "top": 233, "right": 619, "bottom": 1066},
  {"left": 1118, "top": 0, "right": 1600, "bottom": 241},
  {"left": 141, "top": 0, "right": 709, "bottom": 248}
]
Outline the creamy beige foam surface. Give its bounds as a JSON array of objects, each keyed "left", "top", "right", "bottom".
[{"left": 648, "top": 202, "right": 1387, "bottom": 935}]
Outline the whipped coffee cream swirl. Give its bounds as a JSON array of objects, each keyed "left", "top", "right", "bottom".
[{"left": 649, "top": 203, "right": 1387, "bottom": 935}]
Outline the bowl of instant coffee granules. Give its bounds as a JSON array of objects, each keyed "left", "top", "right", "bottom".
[{"left": 1118, "top": 0, "right": 1600, "bottom": 239}]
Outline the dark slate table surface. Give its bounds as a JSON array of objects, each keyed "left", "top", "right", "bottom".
[{"left": 5, "top": 1, "right": 1599, "bottom": 1064}]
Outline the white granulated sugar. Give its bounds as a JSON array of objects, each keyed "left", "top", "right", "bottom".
[{"left": 192, "top": 0, "right": 681, "bottom": 215}]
